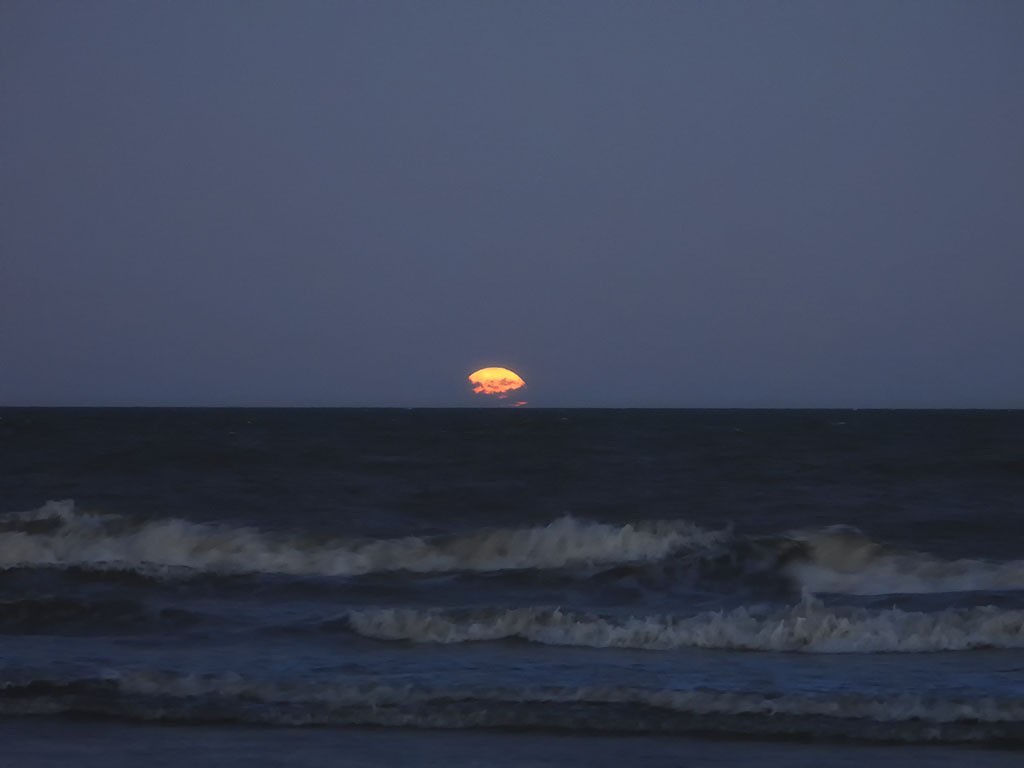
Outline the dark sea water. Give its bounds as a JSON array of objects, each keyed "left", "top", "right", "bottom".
[{"left": 1, "top": 408, "right": 1023, "bottom": 766}]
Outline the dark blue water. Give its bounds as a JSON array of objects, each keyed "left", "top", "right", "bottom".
[{"left": 2, "top": 408, "right": 1023, "bottom": 764}]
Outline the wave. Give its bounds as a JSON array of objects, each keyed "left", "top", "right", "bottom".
[
  {"left": 780, "top": 526, "right": 1024, "bottom": 595},
  {"left": 0, "top": 501, "right": 723, "bottom": 577},
  {"left": 347, "top": 596, "right": 1024, "bottom": 653},
  {"left": 670, "top": 524, "right": 1024, "bottom": 596},
  {"left": 2, "top": 672, "right": 1022, "bottom": 743},
  {"left": 3, "top": 502, "right": 1021, "bottom": 596}
]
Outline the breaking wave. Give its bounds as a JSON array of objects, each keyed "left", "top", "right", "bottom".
[
  {"left": 0, "top": 501, "right": 723, "bottom": 577},
  {"left": 347, "top": 596, "right": 1024, "bottom": 653},
  {"left": 681, "top": 524, "right": 1024, "bottom": 596},
  {"left": 779, "top": 525, "right": 1024, "bottom": 595},
  {"left": 2, "top": 502, "right": 1022, "bottom": 597},
  {"left": 2, "top": 671, "right": 1022, "bottom": 743}
]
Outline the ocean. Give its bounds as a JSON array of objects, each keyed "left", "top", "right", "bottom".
[{"left": 1, "top": 407, "right": 1022, "bottom": 766}]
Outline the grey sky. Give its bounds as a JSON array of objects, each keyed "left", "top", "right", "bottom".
[{"left": 2, "top": 1, "right": 1022, "bottom": 407}]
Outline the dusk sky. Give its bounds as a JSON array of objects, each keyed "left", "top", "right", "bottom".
[{"left": 2, "top": 1, "right": 1022, "bottom": 408}]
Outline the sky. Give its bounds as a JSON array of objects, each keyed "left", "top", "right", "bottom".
[{"left": 2, "top": 1, "right": 1022, "bottom": 408}]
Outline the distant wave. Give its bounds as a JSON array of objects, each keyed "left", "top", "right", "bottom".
[
  {"left": 0, "top": 501, "right": 724, "bottom": 577},
  {"left": 3, "top": 501, "right": 1022, "bottom": 596},
  {"left": 2, "top": 671, "right": 1022, "bottom": 743},
  {"left": 347, "top": 596, "right": 1024, "bottom": 653}
]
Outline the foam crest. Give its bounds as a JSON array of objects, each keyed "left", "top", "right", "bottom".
[
  {"left": 0, "top": 501, "right": 722, "bottom": 577},
  {"left": 784, "top": 526, "right": 1024, "bottom": 595},
  {"left": 348, "top": 597, "right": 1024, "bottom": 652}
]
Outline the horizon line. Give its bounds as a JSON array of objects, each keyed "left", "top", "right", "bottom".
[{"left": 1, "top": 404, "right": 1021, "bottom": 412}]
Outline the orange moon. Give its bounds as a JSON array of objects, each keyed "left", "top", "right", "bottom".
[{"left": 467, "top": 367, "right": 526, "bottom": 399}]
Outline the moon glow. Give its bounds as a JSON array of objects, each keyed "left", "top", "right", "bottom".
[{"left": 467, "top": 367, "right": 526, "bottom": 401}]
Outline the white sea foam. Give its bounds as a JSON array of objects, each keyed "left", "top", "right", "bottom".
[
  {"left": 0, "top": 501, "right": 723, "bottom": 577},
  {"left": 783, "top": 525, "right": 1024, "bottom": 595},
  {"left": 348, "top": 596, "right": 1024, "bottom": 653},
  {"left": 5, "top": 501, "right": 1021, "bottom": 595}
]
